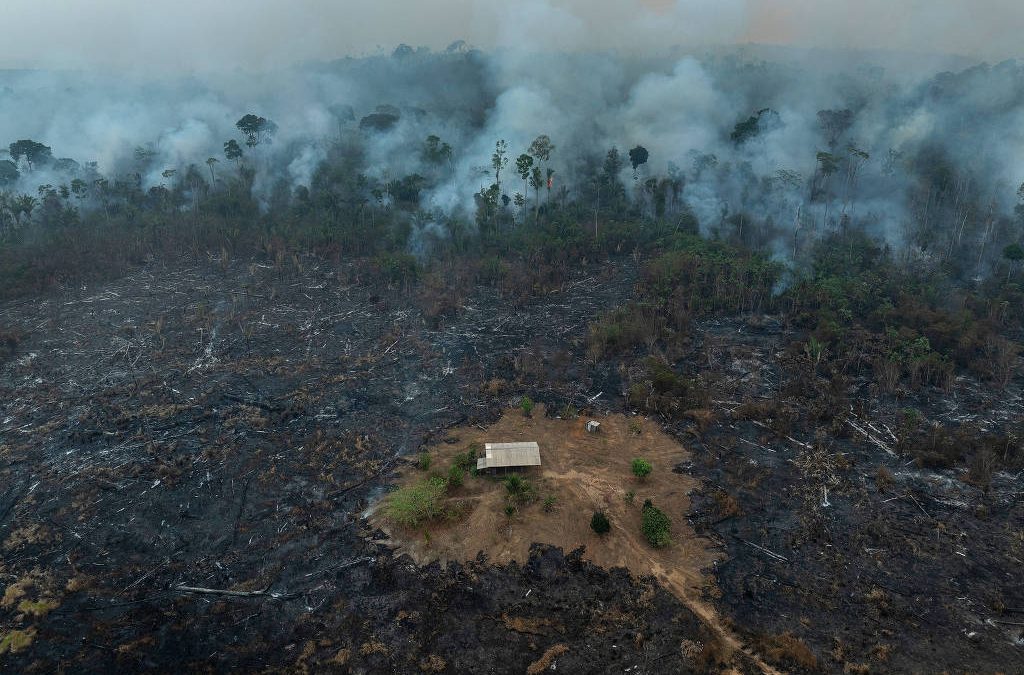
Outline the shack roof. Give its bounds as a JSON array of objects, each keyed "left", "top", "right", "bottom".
[{"left": 476, "top": 441, "right": 541, "bottom": 470}]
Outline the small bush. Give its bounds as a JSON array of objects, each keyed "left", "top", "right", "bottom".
[
  {"left": 631, "top": 457, "right": 652, "bottom": 480},
  {"left": 504, "top": 504, "right": 517, "bottom": 518},
  {"left": 628, "top": 418, "right": 642, "bottom": 435},
  {"left": 641, "top": 501, "right": 671, "bottom": 548},
  {"left": 543, "top": 495, "right": 557, "bottom": 512},
  {"left": 453, "top": 448, "right": 477, "bottom": 473},
  {"left": 448, "top": 464, "right": 465, "bottom": 488},
  {"left": 504, "top": 473, "right": 535, "bottom": 503},
  {"left": 520, "top": 395, "right": 534, "bottom": 417},
  {"left": 624, "top": 490, "right": 636, "bottom": 505},
  {"left": 590, "top": 511, "right": 611, "bottom": 534},
  {"left": 385, "top": 477, "right": 448, "bottom": 528},
  {"left": 418, "top": 452, "right": 431, "bottom": 471}
]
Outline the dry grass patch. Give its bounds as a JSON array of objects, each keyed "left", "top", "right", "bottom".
[
  {"left": 526, "top": 644, "right": 569, "bottom": 675},
  {"left": 753, "top": 632, "right": 818, "bottom": 670},
  {"left": 0, "top": 628, "right": 36, "bottom": 656}
]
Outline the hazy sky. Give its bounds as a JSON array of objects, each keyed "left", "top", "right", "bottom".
[{"left": 0, "top": 0, "right": 1019, "bottom": 71}]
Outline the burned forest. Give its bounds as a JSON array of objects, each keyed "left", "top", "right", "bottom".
[{"left": 2, "top": 2, "right": 1024, "bottom": 673}]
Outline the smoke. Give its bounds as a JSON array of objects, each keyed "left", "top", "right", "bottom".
[
  {"left": 0, "top": 1, "right": 1019, "bottom": 72},
  {"left": 0, "top": 0, "right": 1022, "bottom": 277}
]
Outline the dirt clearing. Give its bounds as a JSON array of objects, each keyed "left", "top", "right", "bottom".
[
  {"left": 372, "top": 404, "right": 786, "bottom": 671},
  {"left": 375, "top": 405, "right": 716, "bottom": 587}
]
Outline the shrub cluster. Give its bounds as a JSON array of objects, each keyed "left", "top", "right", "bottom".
[{"left": 641, "top": 499, "right": 671, "bottom": 548}]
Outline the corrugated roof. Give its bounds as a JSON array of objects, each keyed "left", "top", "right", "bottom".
[{"left": 476, "top": 441, "right": 541, "bottom": 470}]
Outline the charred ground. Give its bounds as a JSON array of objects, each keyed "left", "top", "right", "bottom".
[{"left": 1, "top": 234, "right": 1022, "bottom": 672}]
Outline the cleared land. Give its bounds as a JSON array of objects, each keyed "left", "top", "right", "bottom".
[
  {"left": 376, "top": 405, "right": 715, "bottom": 585},
  {"left": 372, "top": 404, "right": 782, "bottom": 670}
]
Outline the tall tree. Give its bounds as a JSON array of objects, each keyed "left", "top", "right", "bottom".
[
  {"left": 528, "top": 135, "right": 554, "bottom": 164},
  {"left": 422, "top": 135, "right": 453, "bottom": 167},
  {"left": 529, "top": 166, "right": 543, "bottom": 223},
  {"left": 491, "top": 140, "right": 509, "bottom": 192},
  {"left": 235, "top": 114, "right": 278, "bottom": 148},
  {"left": 9, "top": 140, "right": 52, "bottom": 172},
  {"left": 515, "top": 153, "right": 534, "bottom": 212},
  {"left": 817, "top": 109, "right": 854, "bottom": 149},
  {"left": 224, "top": 140, "right": 244, "bottom": 164},
  {"left": 629, "top": 145, "right": 649, "bottom": 180},
  {"left": 0, "top": 160, "right": 19, "bottom": 186}
]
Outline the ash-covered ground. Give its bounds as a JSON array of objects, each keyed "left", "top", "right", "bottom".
[{"left": 1, "top": 255, "right": 1021, "bottom": 673}]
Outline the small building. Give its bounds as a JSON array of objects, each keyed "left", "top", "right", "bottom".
[
  {"left": 476, "top": 441, "right": 541, "bottom": 472},
  {"left": 586, "top": 420, "right": 601, "bottom": 433}
]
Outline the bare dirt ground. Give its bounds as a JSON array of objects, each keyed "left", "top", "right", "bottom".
[
  {"left": 377, "top": 405, "right": 713, "bottom": 576},
  {"left": 375, "top": 405, "right": 787, "bottom": 674}
]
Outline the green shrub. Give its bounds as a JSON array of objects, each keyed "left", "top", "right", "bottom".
[
  {"left": 448, "top": 464, "right": 465, "bottom": 488},
  {"left": 624, "top": 490, "right": 636, "bottom": 505},
  {"left": 385, "top": 477, "right": 448, "bottom": 528},
  {"left": 520, "top": 395, "right": 534, "bottom": 416},
  {"left": 543, "top": 495, "right": 557, "bottom": 512},
  {"left": 418, "top": 452, "right": 431, "bottom": 471},
  {"left": 453, "top": 448, "right": 477, "bottom": 473},
  {"left": 590, "top": 511, "right": 611, "bottom": 534},
  {"left": 641, "top": 501, "right": 671, "bottom": 548},
  {"left": 631, "top": 457, "right": 652, "bottom": 480},
  {"left": 504, "top": 473, "right": 535, "bottom": 503},
  {"left": 504, "top": 504, "right": 517, "bottom": 518}
]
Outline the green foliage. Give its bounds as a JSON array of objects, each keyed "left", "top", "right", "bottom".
[
  {"left": 0, "top": 160, "right": 19, "bottom": 185},
  {"left": 0, "top": 628, "right": 36, "bottom": 655},
  {"left": 504, "top": 473, "right": 535, "bottom": 504},
  {"left": 223, "top": 139, "right": 243, "bottom": 162},
  {"left": 631, "top": 457, "right": 653, "bottom": 480},
  {"left": 417, "top": 452, "right": 431, "bottom": 472},
  {"left": 624, "top": 490, "right": 636, "bottom": 505},
  {"left": 641, "top": 237, "right": 782, "bottom": 316},
  {"left": 519, "top": 395, "right": 534, "bottom": 416},
  {"left": 590, "top": 511, "right": 611, "bottom": 534},
  {"left": 235, "top": 114, "right": 277, "bottom": 147},
  {"left": 730, "top": 108, "right": 780, "bottom": 145},
  {"left": 543, "top": 495, "right": 557, "bottom": 512},
  {"left": 385, "top": 477, "right": 448, "bottom": 528},
  {"left": 628, "top": 145, "right": 649, "bottom": 175},
  {"left": 447, "top": 464, "right": 465, "bottom": 488},
  {"left": 9, "top": 139, "right": 52, "bottom": 171},
  {"left": 586, "top": 302, "right": 665, "bottom": 359},
  {"left": 452, "top": 447, "right": 478, "bottom": 473},
  {"left": 1003, "top": 243, "right": 1024, "bottom": 262},
  {"left": 422, "top": 135, "right": 452, "bottom": 165},
  {"left": 641, "top": 501, "right": 671, "bottom": 548},
  {"left": 374, "top": 252, "right": 419, "bottom": 284}
]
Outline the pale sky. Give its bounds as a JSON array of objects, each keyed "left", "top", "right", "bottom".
[{"left": 0, "top": 0, "right": 1019, "bottom": 72}]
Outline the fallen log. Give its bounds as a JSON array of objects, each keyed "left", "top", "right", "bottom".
[
  {"left": 171, "top": 584, "right": 278, "bottom": 598},
  {"left": 734, "top": 535, "right": 790, "bottom": 563}
]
